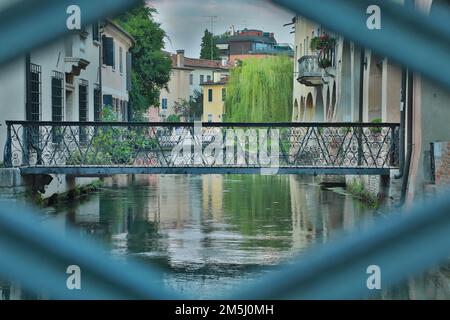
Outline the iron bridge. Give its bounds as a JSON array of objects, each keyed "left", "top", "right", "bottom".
[{"left": 4, "top": 121, "right": 400, "bottom": 176}]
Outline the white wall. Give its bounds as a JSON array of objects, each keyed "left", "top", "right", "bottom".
[
  {"left": 189, "top": 68, "right": 215, "bottom": 97},
  {"left": 0, "top": 56, "right": 26, "bottom": 162}
]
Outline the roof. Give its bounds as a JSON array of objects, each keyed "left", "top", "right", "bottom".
[
  {"left": 228, "top": 35, "right": 277, "bottom": 44},
  {"left": 104, "top": 18, "right": 135, "bottom": 46},
  {"left": 168, "top": 53, "right": 230, "bottom": 70}
]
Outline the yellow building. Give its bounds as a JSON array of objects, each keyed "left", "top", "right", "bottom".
[{"left": 201, "top": 75, "right": 228, "bottom": 122}]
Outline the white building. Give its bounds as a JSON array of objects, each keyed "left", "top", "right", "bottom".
[
  {"left": 0, "top": 20, "right": 134, "bottom": 198},
  {"left": 0, "top": 24, "right": 102, "bottom": 159}
]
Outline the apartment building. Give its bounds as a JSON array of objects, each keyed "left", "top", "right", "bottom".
[
  {"left": 201, "top": 74, "right": 228, "bottom": 122},
  {"left": 158, "top": 50, "right": 229, "bottom": 121},
  {"left": 101, "top": 19, "right": 134, "bottom": 121},
  {"left": 292, "top": 16, "right": 401, "bottom": 123}
]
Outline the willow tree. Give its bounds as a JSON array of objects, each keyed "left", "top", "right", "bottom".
[{"left": 225, "top": 56, "right": 293, "bottom": 122}]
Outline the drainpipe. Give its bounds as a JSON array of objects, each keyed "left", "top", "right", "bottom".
[
  {"left": 399, "top": 70, "right": 413, "bottom": 205},
  {"left": 25, "top": 53, "right": 31, "bottom": 120},
  {"left": 99, "top": 22, "right": 103, "bottom": 119},
  {"left": 357, "top": 46, "right": 365, "bottom": 166},
  {"left": 394, "top": 67, "right": 407, "bottom": 179},
  {"left": 358, "top": 46, "right": 365, "bottom": 122},
  {"left": 399, "top": 0, "right": 415, "bottom": 205}
]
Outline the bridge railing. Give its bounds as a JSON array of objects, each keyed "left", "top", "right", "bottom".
[{"left": 4, "top": 121, "right": 400, "bottom": 171}]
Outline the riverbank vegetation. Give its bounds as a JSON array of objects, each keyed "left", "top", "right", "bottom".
[
  {"left": 347, "top": 178, "right": 381, "bottom": 209},
  {"left": 225, "top": 56, "right": 293, "bottom": 122}
]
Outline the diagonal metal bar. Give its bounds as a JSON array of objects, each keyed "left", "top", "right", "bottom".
[
  {"left": 273, "top": 0, "right": 450, "bottom": 91},
  {"left": 0, "top": 0, "right": 141, "bottom": 66},
  {"left": 230, "top": 191, "right": 450, "bottom": 300}
]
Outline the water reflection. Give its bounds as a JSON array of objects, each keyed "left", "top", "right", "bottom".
[{"left": 1, "top": 174, "right": 448, "bottom": 299}]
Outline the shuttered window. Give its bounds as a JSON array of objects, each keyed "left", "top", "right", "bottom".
[
  {"left": 102, "top": 36, "right": 115, "bottom": 67},
  {"left": 79, "top": 80, "right": 89, "bottom": 143}
]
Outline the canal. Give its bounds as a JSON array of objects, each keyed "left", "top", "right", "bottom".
[{"left": 1, "top": 174, "right": 449, "bottom": 299}]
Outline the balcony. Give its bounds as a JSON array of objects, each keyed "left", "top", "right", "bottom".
[
  {"left": 64, "top": 31, "right": 91, "bottom": 76},
  {"left": 297, "top": 55, "right": 322, "bottom": 86}
]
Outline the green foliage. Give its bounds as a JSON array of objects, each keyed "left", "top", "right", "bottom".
[
  {"left": 166, "top": 114, "right": 181, "bottom": 123},
  {"left": 225, "top": 56, "right": 293, "bottom": 122},
  {"left": 310, "top": 34, "right": 336, "bottom": 52},
  {"left": 347, "top": 178, "right": 380, "bottom": 209},
  {"left": 189, "top": 89, "right": 204, "bottom": 121},
  {"left": 68, "top": 106, "right": 157, "bottom": 165},
  {"left": 114, "top": 3, "right": 171, "bottom": 120},
  {"left": 172, "top": 90, "right": 203, "bottom": 121},
  {"left": 371, "top": 118, "right": 383, "bottom": 134},
  {"left": 200, "top": 29, "right": 220, "bottom": 60}
]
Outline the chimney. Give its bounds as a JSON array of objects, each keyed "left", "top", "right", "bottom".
[{"left": 176, "top": 50, "right": 185, "bottom": 67}]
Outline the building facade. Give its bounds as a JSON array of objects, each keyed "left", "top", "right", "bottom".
[
  {"left": 291, "top": 0, "right": 450, "bottom": 203},
  {"left": 201, "top": 74, "right": 228, "bottom": 122},
  {"left": 101, "top": 19, "right": 134, "bottom": 121},
  {"left": 292, "top": 16, "right": 401, "bottom": 124},
  {"left": 158, "top": 50, "right": 229, "bottom": 121},
  {"left": 216, "top": 28, "right": 294, "bottom": 65}
]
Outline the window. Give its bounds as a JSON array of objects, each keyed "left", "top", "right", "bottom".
[
  {"left": 112, "top": 98, "right": 119, "bottom": 114},
  {"left": 121, "top": 100, "right": 128, "bottom": 121},
  {"left": 207, "top": 75, "right": 211, "bottom": 82},
  {"left": 162, "top": 98, "right": 168, "bottom": 110},
  {"left": 79, "top": 80, "right": 88, "bottom": 143},
  {"left": 306, "top": 36, "right": 309, "bottom": 55},
  {"left": 200, "top": 75, "right": 204, "bottom": 84},
  {"left": 189, "top": 74, "right": 193, "bottom": 85},
  {"left": 208, "top": 114, "right": 213, "bottom": 123},
  {"left": 222, "top": 88, "right": 226, "bottom": 101},
  {"left": 92, "top": 22, "right": 100, "bottom": 42},
  {"left": 102, "top": 36, "right": 115, "bottom": 67},
  {"left": 51, "top": 71, "right": 64, "bottom": 121},
  {"left": 51, "top": 71, "right": 64, "bottom": 143},
  {"left": 208, "top": 89, "right": 213, "bottom": 102},
  {"left": 28, "top": 63, "right": 41, "bottom": 121},
  {"left": 94, "top": 86, "right": 101, "bottom": 122},
  {"left": 119, "top": 47, "right": 123, "bottom": 74}
]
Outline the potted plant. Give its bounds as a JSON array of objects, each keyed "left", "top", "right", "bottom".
[{"left": 310, "top": 34, "right": 336, "bottom": 69}]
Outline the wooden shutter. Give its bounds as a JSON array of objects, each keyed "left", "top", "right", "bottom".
[{"left": 102, "top": 36, "right": 114, "bottom": 67}]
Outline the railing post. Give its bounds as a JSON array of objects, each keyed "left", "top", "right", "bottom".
[
  {"left": 4, "top": 123, "right": 12, "bottom": 167},
  {"left": 357, "top": 126, "right": 363, "bottom": 167}
]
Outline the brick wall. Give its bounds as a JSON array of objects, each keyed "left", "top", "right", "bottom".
[{"left": 432, "top": 142, "right": 450, "bottom": 186}]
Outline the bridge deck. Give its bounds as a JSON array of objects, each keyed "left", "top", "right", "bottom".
[{"left": 19, "top": 166, "right": 392, "bottom": 176}]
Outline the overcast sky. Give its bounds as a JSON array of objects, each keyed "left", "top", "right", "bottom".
[{"left": 149, "top": 0, "right": 295, "bottom": 58}]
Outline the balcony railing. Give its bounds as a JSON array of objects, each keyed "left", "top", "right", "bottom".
[{"left": 297, "top": 55, "right": 323, "bottom": 86}]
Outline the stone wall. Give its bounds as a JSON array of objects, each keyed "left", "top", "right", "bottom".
[{"left": 432, "top": 141, "right": 450, "bottom": 186}]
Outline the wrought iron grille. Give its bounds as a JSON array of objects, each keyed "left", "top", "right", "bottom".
[
  {"left": 3, "top": 121, "right": 399, "bottom": 173},
  {"left": 28, "top": 63, "right": 41, "bottom": 121}
]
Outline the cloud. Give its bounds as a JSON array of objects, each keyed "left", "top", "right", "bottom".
[{"left": 149, "top": 0, "right": 294, "bottom": 58}]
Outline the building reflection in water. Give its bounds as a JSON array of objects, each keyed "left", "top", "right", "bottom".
[{"left": 1, "top": 174, "right": 447, "bottom": 299}]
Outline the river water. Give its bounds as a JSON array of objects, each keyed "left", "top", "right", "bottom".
[{"left": 1, "top": 174, "right": 449, "bottom": 299}]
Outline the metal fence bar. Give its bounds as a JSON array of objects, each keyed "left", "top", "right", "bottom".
[
  {"left": 0, "top": 0, "right": 141, "bottom": 67},
  {"left": 273, "top": 0, "right": 450, "bottom": 90}
]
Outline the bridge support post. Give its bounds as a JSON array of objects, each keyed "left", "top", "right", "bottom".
[{"left": 379, "top": 175, "right": 391, "bottom": 203}]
